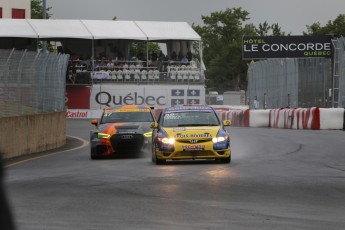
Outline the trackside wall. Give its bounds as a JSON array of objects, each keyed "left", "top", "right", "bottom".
[
  {"left": 0, "top": 112, "right": 66, "bottom": 159},
  {"left": 66, "top": 107, "right": 345, "bottom": 130}
]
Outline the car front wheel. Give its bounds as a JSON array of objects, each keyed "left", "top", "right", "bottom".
[{"left": 152, "top": 143, "right": 166, "bottom": 165}]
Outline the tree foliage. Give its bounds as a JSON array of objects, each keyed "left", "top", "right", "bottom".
[
  {"left": 193, "top": 8, "right": 253, "bottom": 92},
  {"left": 31, "top": 0, "right": 52, "bottom": 19},
  {"left": 130, "top": 42, "right": 160, "bottom": 59},
  {"left": 192, "top": 8, "right": 291, "bottom": 92},
  {"left": 256, "top": 22, "right": 286, "bottom": 36},
  {"left": 304, "top": 14, "right": 345, "bottom": 37},
  {"left": 193, "top": 8, "right": 344, "bottom": 93}
]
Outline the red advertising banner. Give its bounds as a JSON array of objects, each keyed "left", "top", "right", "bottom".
[{"left": 65, "top": 86, "right": 91, "bottom": 109}]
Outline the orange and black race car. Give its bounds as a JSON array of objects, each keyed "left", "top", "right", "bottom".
[{"left": 90, "top": 105, "right": 155, "bottom": 159}]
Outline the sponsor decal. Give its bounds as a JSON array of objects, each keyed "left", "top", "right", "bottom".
[
  {"left": 66, "top": 110, "right": 88, "bottom": 118},
  {"left": 121, "top": 135, "right": 133, "bottom": 139},
  {"left": 95, "top": 91, "right": 166, "bottom": 106},
  {"left": 242, "top": 35, "right": 333, "bottom": 59},
  {"left": 174, "top": 133, "right": 212, "bottom": 138},
  {"left": 173, "top": 127, "right": 186, "bottom": 132},
  {"left": 182, "top": 144, "right": 205, "bottom": 151},
  {"left": 185, "top": 127, "right": 213, "bottom": 130}
]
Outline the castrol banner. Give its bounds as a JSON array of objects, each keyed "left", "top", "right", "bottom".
[{"left": 66, "top": 109, "right": 102, "bottom": 119}]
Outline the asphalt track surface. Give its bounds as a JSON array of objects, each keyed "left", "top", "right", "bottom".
[{"left": 3, "top": 119, "right": 345, "bottom": 230}]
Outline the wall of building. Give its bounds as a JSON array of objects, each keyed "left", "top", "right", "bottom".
[{"left": 0, "top": 0, "right": 30, "bottom": 18}]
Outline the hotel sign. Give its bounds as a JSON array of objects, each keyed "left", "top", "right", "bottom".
[{"left": 242, "top": 35, "right": 333, "bottom": 59}]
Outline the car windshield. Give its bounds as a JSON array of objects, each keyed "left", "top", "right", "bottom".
[
  {"left": 162, "top": 111, "right": 220, "bottom": 127},
  {"left": 101, "top": 112, "right": 154, "bottom": 124}
]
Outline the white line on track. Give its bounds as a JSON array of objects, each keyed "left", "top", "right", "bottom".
[{"left": 4, "top": 135, "right": 89, "bottom": 168}]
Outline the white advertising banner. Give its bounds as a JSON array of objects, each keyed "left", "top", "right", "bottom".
[{"left": 90, "top": 84, "right": 205, "bottom": 109}]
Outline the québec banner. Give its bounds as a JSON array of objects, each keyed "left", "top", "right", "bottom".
[{"left": 242, "top": 35, "right": 333, "bottom": 59}]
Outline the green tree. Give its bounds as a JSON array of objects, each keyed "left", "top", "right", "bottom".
[
  {"left": 304, "top": 14, "right": 345, "bottom": 36},
  {"left": 255, "top": 22, "right": 286, "bottom": 36},
  {"left": 193, "top": 8, "right": 288, "bottom": 92},
  {"left": 255, "top": 21, "right": 271, "bottom": 36},
  {"left": 31, "top": 0, "right": 52, "bottom": 19},
  {"left": 193, "top": 7, "right": 256, "bottom": 92},
  {"left": 130, "top": 42, "right": 160, "bottom": 60}
]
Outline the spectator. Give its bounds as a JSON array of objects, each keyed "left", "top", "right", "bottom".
[
  {"left": 171, "top": 51, "right": 177, "bottom": 61},
  {"left": 158, "top": 50, "right": 165, "bottom": 61},
  {"left": 186, "top": 50, "right": 193, "bottom": 61},
  {"left": 181, "top": 55, "right": 189, "bottom": 65},
  {"left": 177, "top": 51, "right": 183, "bottom": 61}
]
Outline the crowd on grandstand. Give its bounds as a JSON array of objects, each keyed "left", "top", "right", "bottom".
[{"left": 67, "top": 49, "right": 201, "bottom": 84}]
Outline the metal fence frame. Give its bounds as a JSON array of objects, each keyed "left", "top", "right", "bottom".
[
  {"left": 247, "top": 37, "right": 345, "bottom": 109},
  {"left": 0, "top": 49, "right": 69, "bottom": 117}
]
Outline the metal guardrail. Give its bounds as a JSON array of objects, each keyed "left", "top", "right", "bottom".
[{"left": 0, "top": 49, "right": 69, "bottom": 118}]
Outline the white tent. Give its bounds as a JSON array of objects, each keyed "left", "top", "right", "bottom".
[
  {"left": 0, "top": 19, "right": 37, "bottom": 38},
  {"left": 135, "top": 21, "right": 201, "bottom": 41},
  {"left": 0, "top": 19, "right": 200, "bottom": 41},
  {"left": 27, "top": 19, "right": 93, "bottom": 39},
  {"left": 81, "top": 20, "right": 147, "bottom": 40}
]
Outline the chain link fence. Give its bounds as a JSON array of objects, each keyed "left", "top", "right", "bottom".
[
  {"left": 247, "top": 37, "right": 345, "bottom": 109},
  {"left": 0, "top": 49, "right": 69, "bottom": 118},
  {"left": 334, "top": 37, "right": 345, "bottom": 108}
]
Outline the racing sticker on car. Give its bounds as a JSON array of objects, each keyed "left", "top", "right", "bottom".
[
  {"left": 175, "top": 133, "right": 212, "bottom": 138},
  {"left": 182, "top": 144, "right": 205, "bottom": 151},
  {"left": 173, "top": 127, "right": 186, "bottom": 132}
]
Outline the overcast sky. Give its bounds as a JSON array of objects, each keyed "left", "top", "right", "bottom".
[{"left": 47, "top": 0, "right": 344, "bottom": 35}]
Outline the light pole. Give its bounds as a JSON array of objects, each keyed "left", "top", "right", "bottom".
[
  {"left": 42, "top": 0, "right": 46, "bottom": 19},
  {"left": 42, "top": 0, "right": 47, "bottom": 52}
]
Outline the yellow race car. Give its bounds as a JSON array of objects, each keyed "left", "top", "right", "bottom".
[{"left": 150, "top": 105, "right": 231, "bottom": 164}]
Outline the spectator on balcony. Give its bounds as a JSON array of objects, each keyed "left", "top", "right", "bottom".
[{"left": 181, "top": 55, "right": 189, "bottom": 65}]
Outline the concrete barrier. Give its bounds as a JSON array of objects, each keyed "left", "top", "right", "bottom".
[
  {"left": 66, "top": 108, "right": 345, "bottom": 130},
  {"left": 0, "top": 112, "right": 66, "bottom": 159},
  {"left": 269, "top": 107, "right": 321, "bottom": 130},
  {"left": 319, "top": 108, "right": 345, "bottom": 130}
]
